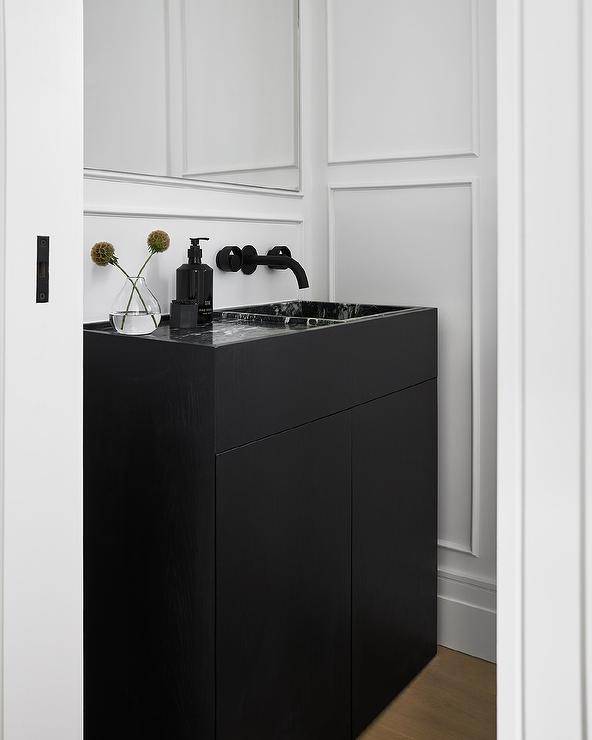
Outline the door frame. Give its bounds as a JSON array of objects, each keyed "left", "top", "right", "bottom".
[{"left": 497, "top": 0, "right": 590, "bottom": 737}]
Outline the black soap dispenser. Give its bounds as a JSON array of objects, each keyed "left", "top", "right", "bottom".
[{"left": 170, "top": 237, "right": 213, "bottom": 328}]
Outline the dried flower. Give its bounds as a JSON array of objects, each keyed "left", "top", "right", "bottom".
[
  {"left": 147, "top": 229, "right": 170, "bottom": 253},
  {"left": 89, "top": 231, "right": 169, "bottom": 332},
  {"left": 90, "top": 241, "right": 116, "bottom": 267}
]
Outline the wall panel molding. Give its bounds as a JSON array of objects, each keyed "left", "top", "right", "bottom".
[
  {"left": 84, "top": 169, "right": 304, "bottom": 199},
  {"left": 439, "top": 567, "right": 496, "bottom": 594},
  {"left": 329, "top": 179, "right": 481, "bottom": 557},
  {"left": 183, "top": 163, "right": 299, "bottom": 179},
  {"left": 327, "top": 0, "right": 480, "bottom": 165},
  {"left": 84, "top": 205, "right": 303, "bottom": 226}
]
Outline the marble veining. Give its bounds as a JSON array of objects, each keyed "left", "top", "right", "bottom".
[
  {"left": 84, "top": 301, "right": 420, "bottom": 348},
  {"left": 85, "top": 315, "right": 328, "bottom": 348},
  {"left": 218, "top": 310, "right": 341, "bottom": 328},
  {"left": 221, "top": 300, "right": 408, "bottom": 323}
]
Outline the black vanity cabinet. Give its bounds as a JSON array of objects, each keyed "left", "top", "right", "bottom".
[
  {"left": 216, "top": 415, "right": 352, "bottom": 740},
  {"left": 352, "top": 382, "right": 437, "bottom": 736},
  {"left": 84, "top": 307, "right": 437, "bottom": 740}
]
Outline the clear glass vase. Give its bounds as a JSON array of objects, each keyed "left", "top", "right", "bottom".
[{"left": 110, "top": 276, "right": 161, "bottom": 335}]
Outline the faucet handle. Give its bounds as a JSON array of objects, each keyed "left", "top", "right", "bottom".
[
  {"left": 216, "top": 246, "right": 243, "bottom": 272},
  {"left": 268, "top": 245, "right": 291, "bottom": 258},
  {"left": 267, "top": 246, "right": 291, "bottom": 270},
  {"left": 241, "top": 245, "right": 258, "bottom": 275}
]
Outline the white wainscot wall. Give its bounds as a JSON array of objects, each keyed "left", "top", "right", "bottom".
[
  {"left": 84, "top": 196, "right": 305, "bottom": 322},
  {"left": 328, "top": 0, "right": 478, "bottom": 164},
  {"left": 327, "top": 0, "right": 497, "bottom": 662},
  {"left": 333, "top": 182, "right": 475, "bottom": 552}
]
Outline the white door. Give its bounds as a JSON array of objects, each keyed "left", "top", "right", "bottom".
[{"left": 0, "top": 0, "right": 83, "bottom": 737}]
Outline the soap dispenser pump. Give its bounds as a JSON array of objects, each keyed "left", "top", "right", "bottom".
[{"left": 170, "top": 237, "right": 213, "bottom": 328}]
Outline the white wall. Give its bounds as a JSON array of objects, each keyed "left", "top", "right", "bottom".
[
  {"left": 328, "top": 0, "right": 497, "bottom": 662},
  {"left": 83, "top": 0, "right": 327, "bottom": 321},
  {"left": 1, "top": 0, "right": 83, "bottom": 738},
  {"left": 329, "top": 0, "right": 475, "bottom": 164},
  {"left": 84, "top": 201, "right": 305, "bottom": 320}
]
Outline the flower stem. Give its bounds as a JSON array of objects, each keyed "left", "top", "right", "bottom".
[
  {"left": 120, "top": 252, "right": 156, "bottom": 330},
  {"left": 113, "top": 262, "right": 153, "bottom": 320}
]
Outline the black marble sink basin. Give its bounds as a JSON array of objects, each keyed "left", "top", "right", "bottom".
[{"left": 219, "top": 300, "right": 409, "bottom": 327}]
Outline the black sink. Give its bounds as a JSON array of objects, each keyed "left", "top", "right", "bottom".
[{"left": 218, "top": 300, "right": 410, "bottom": 327}]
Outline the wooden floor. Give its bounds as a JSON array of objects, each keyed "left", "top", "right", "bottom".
[{"left": 360, "top": 647, "right": 496, "bottom": 740}]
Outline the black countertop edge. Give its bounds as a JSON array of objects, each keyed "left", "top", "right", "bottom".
[
  {"left": 83, "top": 306, "right": 437, "bottom": 349},
  {"left": 84, "top": 306, "right": 434, "bottom": 331}
]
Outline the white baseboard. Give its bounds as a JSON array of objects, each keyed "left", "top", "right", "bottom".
[{"left": 437, "top": 569, "right": 496, "bottom": 663}]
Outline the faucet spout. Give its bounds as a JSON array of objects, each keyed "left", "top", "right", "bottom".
[
  {"left": 241, "top": 246, "right": 309, "bottom": 289},
  {"left": 281, "top": 257, "right": 310, "bottom": 289}
]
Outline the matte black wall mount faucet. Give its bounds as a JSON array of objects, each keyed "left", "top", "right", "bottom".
[{"left": 216, "top": 245, "right": 309, "bottom": 289}]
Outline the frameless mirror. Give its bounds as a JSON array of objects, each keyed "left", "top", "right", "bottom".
[{"left": 84, "top": 0, "right": 300, "bottom": 191}]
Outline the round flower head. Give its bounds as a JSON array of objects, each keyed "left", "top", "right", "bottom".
[
  {"left": 90, "top": 241, "right": 116, "bottom": 267},
  {"left": 147, "top": 229, "right": 170, "bottom": 253}
]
